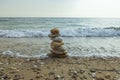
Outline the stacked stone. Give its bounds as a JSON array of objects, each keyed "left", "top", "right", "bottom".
[{"left": 48, "top": 28, "right": 67, "bottom": 58}]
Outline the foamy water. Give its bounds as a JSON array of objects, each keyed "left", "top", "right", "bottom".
[{"left": 0, "top": 28, "right": 120, "bottom": 38}]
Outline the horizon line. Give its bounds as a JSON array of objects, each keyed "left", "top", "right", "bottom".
[{"left": 0, "top": 16, "right": 120, "bottom": 18}]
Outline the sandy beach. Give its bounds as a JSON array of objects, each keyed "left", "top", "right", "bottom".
[{"left": 0, "top": 54, "right": 120, "bottom": 80}]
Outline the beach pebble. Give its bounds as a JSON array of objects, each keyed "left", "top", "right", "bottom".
[
  {"left": 16, "top": 69, "right": 20, "bottom": 72},
  {"left": 79, "top": 69, "right": 85, "bottom": 74},
  {"left": 73, "top": 70, "right": 78, "bottom": 75},
  {"left": 13, "top": 74, "right": 24, "bottom": 80},
  {"left": 40, "top": 62, "right": 44, "bottom": 66},
  {"left": 33, "top": 65, "right": 38, "bottom": 68},
  {"left": 82, "top": 75, "right": 87, "bottom": 79},
  {"left": 105, "top": 74, "right": 110, "bottom": 79},
  {"left": 54, "top": 75, "right": 64, "bottom": 80},
  {"left": 0, "top": 62, "right": 3, "bottom": 65},
  {"left": 9, "top": 67, "right": 17, "bottom": 70},
  {"left": 90, "top": 68, "right": 96, "bottom": 73},
  {"left": 91, "top": 73, "right": 96, "bottom": 78},
  {"left": 117, "top": 78, "right": 120, "bottom": 80},
  {"left": 26, "top": 58, "right": 31, "bottom": 62},
  {"left": 0, "top": 67, "right": 4, "bottom": 70},
  {"left": 40, "top": 62, "right": 44, "bottom": 65},
  {"left": 2, "top": 74, "right": 10, "bottom": 80},
  {"left": 0, "top": 72, "right": 4, "bottom": 76},
  {"left": 35, "top": 74, "right": 41, "bottom": 78},
  {"left": 54, "top": 75, "right": 61, "bottom": 79},
  {"left": 49, "top": 71, "right": 55, "bottom": 75},
  {"left": 96, "top": 77, "right": 104, "bottom": 80},
  {"left": 116, "top": 70, "right": 120, "bottom": 74},
  {"left": 57, "top": 63, "right": 61, "bottom": 66}
]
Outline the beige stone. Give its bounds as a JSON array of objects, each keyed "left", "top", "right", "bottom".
[{"left": 50, "top": 28, "right": 60, "bottom": 35}]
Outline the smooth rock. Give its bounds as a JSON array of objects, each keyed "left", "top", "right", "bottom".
[
  {"left": 54, "top": 75, "right": 61, "bottom": 79},
  {"left": 92, "top": 73, "right": 96, "bottom": 78}
]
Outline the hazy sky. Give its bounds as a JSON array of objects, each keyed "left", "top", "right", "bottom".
[{"left": 0, "top": 0, "right": 120, "bottom": 17}]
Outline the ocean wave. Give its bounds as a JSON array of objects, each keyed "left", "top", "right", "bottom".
[{"left": 0, "top": 28, "right": 120, "bottom": 38}]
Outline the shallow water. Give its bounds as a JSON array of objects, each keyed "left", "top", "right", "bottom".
[{"left": 0, "top": 37, "right": 120, "bottom": 57}]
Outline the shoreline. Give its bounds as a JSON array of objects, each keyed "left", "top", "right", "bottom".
[
  {"left": 0, "top": 54, "right": 120, "bottom": 80},
  {"left": 0, "top": 37, "right": 120, "bottom": 58}
]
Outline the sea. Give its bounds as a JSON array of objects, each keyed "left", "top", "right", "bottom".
[{"left": 0, "top": 17, "right": 120, "bottom": 58}]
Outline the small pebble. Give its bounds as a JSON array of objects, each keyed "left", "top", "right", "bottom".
[
  {"left": 105, "top": 74, "right": 110, "bottom": 79},
  {"left": 90, "top": 68, "right": 96, "bottom": 73},
  {"left": 92, "top": 73, "right": 96, "bottom": 78}
]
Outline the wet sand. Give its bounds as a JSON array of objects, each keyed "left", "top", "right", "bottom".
[
  {"left": 0, "top": 54, "right": 120, "bottom": 80},
  {"left": 0, "top": 38, "right": 50, "bottom": 55}
]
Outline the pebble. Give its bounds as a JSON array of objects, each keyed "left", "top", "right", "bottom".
[
  {"left": 54, "top": 75, "right": 61, "bottom": 79},
  {"left": 0, "top": 62, "right": 3, "bottom": 65},
  {"left": 13, "top": 74, "right": 24, "bottom": 80},
  {"left": 90, "top": 68, "right": 96, "bottom": 73},
  {"left": 35, "top": 74, "right": 41, "bottom": 78},
  {"left": 79, "top": 69, "right": 85, "bottom": 74},
  {"left": 96, "top": 77, "right": 104, "bottom": 80},
  {"left": 0, "top": 68, "right": 4, "bottom": 70},
  {"left": 2, "top": 74, "right": 10, "bottom": 80},
  {"left": 117, "top": 78, "right": 120, "bottom": 80},
  {"left": 54, "top": 75, "right": 64, "bottom": 80},
  {"left": 40, "top": 62, "right": 44, "bottom": 66},
  {"left": 91, "top": 73, "right": 96, "bottom": 78},
  {"left": 26, "top": 58, "right": 31, "bottom": 62},
  {"left": 49, "top": 71, "right": 55, "bottom": 75},
  {"left": 40, "top": 62, "right": 44, "bottom": 65},
  {"left": 0, "top": 72, "right": 4, "bottom": 76},
  {"left": 9, "top": 67, "right": 17, "bottom": 70},
  {"left": 16, "top": 69, "right": 20, "bottom": 72},
  {"left": 116, "top": 70, "right": 120, "bottom": 74},
  {"left": 105, "top": 74, "right": 110, "bottom": 79},
  {"left": 33, "top": 65, "right": 38, "bottom": 68},
  {"left": 83, "top": 75, "right": 87, "bottom": 79},
  {"left": 57, "top": 63, "right": 61, "bottom": 66}
]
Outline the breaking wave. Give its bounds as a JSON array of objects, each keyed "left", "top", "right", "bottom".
[{"left": 0, "top": 27, "right": 120, "bottom": 38}]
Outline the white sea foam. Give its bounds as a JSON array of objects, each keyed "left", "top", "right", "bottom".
[
  {"left": 1, "top": 51, "right": 120, "bottom": 58},
  {"left": 1, "top": 47, "right": 120, "bottom": 58},
  {"left": 0, "top": 28, "right": 120, "bottom": 38}
]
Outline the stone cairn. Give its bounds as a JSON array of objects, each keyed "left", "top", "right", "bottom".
[{"left": 47, "top": 28, "right": 67, "bottom": 58}]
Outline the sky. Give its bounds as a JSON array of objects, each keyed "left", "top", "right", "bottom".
[{"left": 0, "top": 0, "right": 120, "bottom": 17}]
